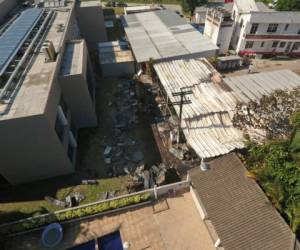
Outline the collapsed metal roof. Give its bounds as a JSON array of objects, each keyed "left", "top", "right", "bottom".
[
  {"left": 121, "top": 10, "right": 219, "bottom": 63},
  {"left": 154, "top": 58, "right": 300, "bottom": 159}
]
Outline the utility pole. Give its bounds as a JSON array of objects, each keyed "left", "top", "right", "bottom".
[{"left": 172, "top": 87, "right": 192, "bottom": 143}]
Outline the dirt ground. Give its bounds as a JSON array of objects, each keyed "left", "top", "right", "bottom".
[{"left": 223, "top": 58, "right": 300, "bottom": 77}]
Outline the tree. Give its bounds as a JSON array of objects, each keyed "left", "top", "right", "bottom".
[
  {"left": 276, "top": 0, "right": 300, "bottom": 11},
  {"left": 181, "top": 0, "right": 207, "bottom": 16}
]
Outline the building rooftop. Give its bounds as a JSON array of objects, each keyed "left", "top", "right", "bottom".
[
  {"left": 250, "top": 11, "right": 300, "bottom": 23},
  {"left": 5, "top": 192, "right": 216, "bottom": 250},
  {"left": 224, "top": 69, "right": 300, "bottom": 103},
  {"left": 121, "top": 10, "right": 218, "bottom": 63},
  {"left": 98, "top": 41, "right": 134, "bottom": 64},
  {"left": 0, "top": 4, "right": 75, "bottom": 120},
  {"left": 195, "top": 2, "right": 233, "bottom": 14},
  {"left": 154, "top": 58, "right": 300, "bottom": 158},
  {"left": 60, "top": 40, "right": 85, "bottom": 76},
  {"left": 154, "top": 57, "right": 244, "bottom": 158},
  {"left": 78, "top": 0, "right": 101, "bottom": 8},
  {"left": 235, "top": 0, "right": 259, "bottom": 13},
  {"left": 124, "top": 5, "right": 163, "bottom": 14},
  {"left": 189, "top": 153, "right": 299, "bottom": 250}
]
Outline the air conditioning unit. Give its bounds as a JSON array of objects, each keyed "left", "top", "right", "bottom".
[{"left": 42, "top": 40, "right": 57, "bottom": 62}]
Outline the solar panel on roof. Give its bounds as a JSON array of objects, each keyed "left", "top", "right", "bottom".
[{"left": 0, "top": 8, "right": 43, "bottom": 76}]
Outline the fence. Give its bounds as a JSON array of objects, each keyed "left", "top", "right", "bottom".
[{"left": 0, "top": 179, "right": 190, "bottom": 237}]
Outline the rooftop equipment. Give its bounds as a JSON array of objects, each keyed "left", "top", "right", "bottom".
[
  {"left": 0, "top": 8, "right": 43, "bottom": 76},
  {"left": 42, "top": 40, "right": 57, "bottom": 62}
]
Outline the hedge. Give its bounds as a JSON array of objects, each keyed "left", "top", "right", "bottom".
[{"left": 0, "top": 193, "right": 151, "bottom": 237}]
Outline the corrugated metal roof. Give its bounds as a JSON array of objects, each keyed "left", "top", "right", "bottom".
[
  {"left": 224, "top": 70, "right": 300, "bottom": 103},
  {"left": 154, "top": 58, "right": 300, "bottom": 159},
  {"left": 189, "top": 153, "right": 298, "bottom": 250},
  {"left": 98, "top": 41, "right": 134, "bottom": 64},
  {"left": 122, "top": 10, "right": 218, "bottom": 63},
  {"left": 154, "top": 58, "right": 244, "bottom": 158}
]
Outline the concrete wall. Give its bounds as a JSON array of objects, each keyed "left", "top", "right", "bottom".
[
  {"left": 217, "top": 25, "right": 233, "bottom": 54},
  {"left": 204, "top": 19, "right": 220, "bottom": 47},
  {"left": 0, "top": 0, "right": 17, "bottom": 24},
  {"left": 0, "top": 115, "right": 73, "bottom": 184},
  {"left": 59, "top": 73, "right": 97, "bottom": 128},
  {"left": 59, "top": 41, "right": 97, "bottom": 128},
  {"left": 76, "top": 2, "right": 107, "bottom": 51},
  {"left": 101, "top": 62, "right": 135, "bottom": 77}
]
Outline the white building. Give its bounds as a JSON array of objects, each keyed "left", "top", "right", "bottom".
[
  {"left": 204, "top": 0, "right": 300, "bottom": 57},
  {"left": 231, "top": 0, "right": 300, "bottom": 57},
  {"left": 204, "top": 8, "right": 234, "bottom": 54}
]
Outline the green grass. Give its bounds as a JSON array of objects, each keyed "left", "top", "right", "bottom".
[{"left": 0, "top": 176, "right": 129, "bottom": 224}]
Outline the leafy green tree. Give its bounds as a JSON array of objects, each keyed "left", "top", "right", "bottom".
[
  {"left": 181, "top": 0, "right": 207, "bottom": 16},
  {"left": 276, "top": 0, "right": 300, "bottom": 11}
]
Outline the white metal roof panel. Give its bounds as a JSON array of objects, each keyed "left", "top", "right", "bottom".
[
  {"left": 122, "top": 10, "right": 218, "bottom": 63},
  {"left": 154, "top": 59, "right": 300, "bottom": 159}
]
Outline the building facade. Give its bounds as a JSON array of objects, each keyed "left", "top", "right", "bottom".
[
  {"left": 0, "top": 1, "right": 97, "bottom": 185},
  {"left": 204, "top": 8, "right": 234, "bottom": 54},
  {"left": 231, "top": 0, "right": 300, "bottom": 56}
]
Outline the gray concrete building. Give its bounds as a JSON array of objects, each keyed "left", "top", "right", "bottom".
[
  {"left": 0, "top": 0, "right": 18, "bottom": 24},
  {"left": 76, "top": 0, "right": 107, "bottom": 52},
  {"left": 0, "top": 1, "right": 97, "bottom": 184}
]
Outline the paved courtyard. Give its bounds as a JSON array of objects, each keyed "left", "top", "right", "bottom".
[{"left": 5, "top": 192, "right": 215, "bottom": 250}]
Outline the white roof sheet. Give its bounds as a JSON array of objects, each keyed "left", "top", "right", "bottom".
[
  {"left": 154, "top": 58, "right": 244, "bottom": 158},
  {"left": 235, "top": 0, "right": 258, "bottom": 13},
  {"left": 154, "top": 59, "right": 300, "bottom": 159},
  {"left": 122, "top": 10, "right": 218, "bottom": 63}
]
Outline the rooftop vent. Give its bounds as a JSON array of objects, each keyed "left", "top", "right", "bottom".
[
  {"left": 42, "top": 40, "right": 57, "bottom": 62},
  {"left": 200, "top": 159, "right": 209, "bottom": 171}
]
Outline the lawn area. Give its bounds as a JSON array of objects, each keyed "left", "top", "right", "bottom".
[{"left": 0, "top": 176, "right": 130, "bottom": 224}]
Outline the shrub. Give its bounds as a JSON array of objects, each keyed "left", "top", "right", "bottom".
[{"left": 0, "top": 193, "right": 151, "bottom": 236}]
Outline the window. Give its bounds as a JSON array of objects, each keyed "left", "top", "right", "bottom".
[
  {"left": 285, "top": 24, "right": 289, "bottom": 31},
  {"left": 236, "top": 36, "right": 239, "bottom": 45},
  {"left": 293, "top": 42, "right": 300, "bottom": 50},
  {"left": 245, "top": 41, "right": 254, "bottom": 49},
  {"left": 272, "top": 41, "right": 279, "bottom": 48},
  {"left": 267, "top": 23, "right": 278, "bottom": 33},
  {"left": 298, "top": 29, "right": 300, "bottom": 34},
  {"left": 261, "top": 41, "right": 265, "bottom": 47},
  {"left": 250, "top": 23, "right": 259, "bottom": 34},
  {"left": 279, "top": 42, "right": 286, "bottom": 48},
  {"left": 240, "top": 19, "right": 243, "bottom": 28}
]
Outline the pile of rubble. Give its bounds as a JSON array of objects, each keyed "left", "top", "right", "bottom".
[
  {"left": 233, "top": 88, "right": 300, "bottom": 141},
  {"left": 127, "top": 163, "right": 168, "bottom": 192},
  {"left": 104, "top": 78, "right": 147, "bottom": 177}
]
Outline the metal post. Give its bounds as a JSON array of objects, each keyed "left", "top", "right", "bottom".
[{"left": 172, "top": 87, "right": 192, "bottom": 143}]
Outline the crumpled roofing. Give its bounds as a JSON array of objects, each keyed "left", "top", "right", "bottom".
[{"left": 154, "top": 58, "right": 300, "bottom": 159}]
